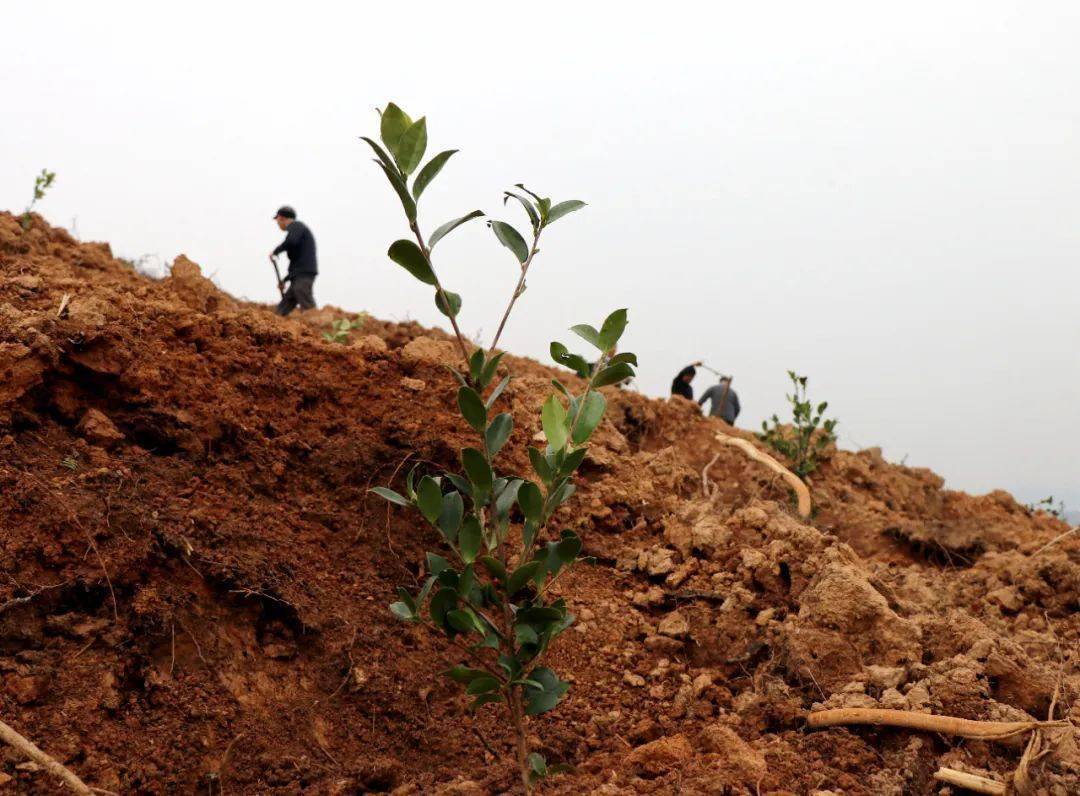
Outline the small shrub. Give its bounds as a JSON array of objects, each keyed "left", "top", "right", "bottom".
[
  {"left": 21, "top": 168, "right": 56, "bottom": 230},
  {"left": 1028, "top": 495, "right": 1065, "bottom": 520},
  {"left": 322, "top": 314, "right": 368, "bottom": 344},
  {"left": 758, "top": 371, "right": 838, "bottom": 480},
  {"left": 365, "top": 102, "right": 631, "bottom": 792}
]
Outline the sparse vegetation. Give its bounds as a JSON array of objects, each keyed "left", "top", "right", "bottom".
[
  {"left": 21, "top": 168, "right": 56, "bottom": 230},
  {"left": 1028, "top": 495, "right": 1066, "bottom": 520},
  {"left": 322, "top": 314, "right": 368, "bottom": 344},
  {"left": 365, "top": 102, "right": 625, "bottom": 792},
  {"left": 758, "top": 370, "right": 838, "bottom": 480}
]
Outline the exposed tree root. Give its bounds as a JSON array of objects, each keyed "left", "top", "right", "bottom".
[
  {"left": 933, "top": 767, "right": 1005, "bottom": 795},
  {"left": 713, "top": 432, "right": 811, "bottom": 517},
  {"left": 0, "top": 717, "right": 102, "bottom": 794},
  {"left": 806, "top": 707, "right": 1063, "bottom": 740}
]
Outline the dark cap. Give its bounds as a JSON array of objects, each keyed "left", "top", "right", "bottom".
[{"left": 274, "top": 205, "right": 297, "bottom": 220}]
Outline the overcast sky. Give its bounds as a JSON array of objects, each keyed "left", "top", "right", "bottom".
[{"left": 4, "top": 1, "right": 1078, "bottom": 509}]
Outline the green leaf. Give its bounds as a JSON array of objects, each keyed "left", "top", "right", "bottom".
[
  {"left": 435, "top": 289, "right": 462, "bottom": 318},
  {"left": 494, "top": 478, "right": 522, "bottom": 519},
  {"left": 608, "top": 352, "right": 638, "bottom": 367},
  {"left": 370, "top": 486, "right": 410, "bottom": 507},
  {"left": 485, "top": 375, "right": 511, "bottom": 410},
  {"left": 445, "top": 366, "right": 469, "bottom": 389},
  {"left": 459, "top": 514, "right": 482, "bottom": 563},
  {"left": 571, "top": 391, "right": 606, "bottom": 445},
  {"left": 515, "top": 183, "right": 544, "bottom": 203},
  {"left": 465, "top": 675, "right": 501, "bottom": 695},
  {"left": 504, "top": 191, "right": 540, "bottom": 230},
  {"left": 479, "top": 352, "right": 505, "bottom": 391},
  {"left": 444, "top": 665, "right": 489, "bottom": 683},
  {"left": 389, "top": 601, "right": 414, "bottom": 621},
  {"left": 380, "top": 103, "right": 412, "bottom": 153},
  {"left": 485, "top": 413, "right": 514, "bottom": 456},
  {"left": 537, "top": 197, "right": 552, "bottom": 220},
  {"left": 469, "top": 348, "right": 485, "bottom": 384},
  {"left": 445, "top": 473, "right": 473, "bottom": 498},
  {"left": 395, "top": 117, "right": 428, "bottom": 175},
  {"left": 507, "top": 560, "right": 543, "bottom": 596},
  {"left": 417, "top": 574, "right": 437, "bottom": 604},
  {"left": 499, "top": 654, "right": 522, "bottom": 678},
  {"left": 556, "top": 531, "right": 582, "bottom": 564},
  {"left": 479, "top": 555, "right": 506, "bottom": 581},
  {"left": 569, "top": 324, "right": 602, "bottom": 350},
  {"left": 429, "top": 587, "right": 458, "bottom": 629},
  {"left": 544, "top": 199, "right": 586, "bottom": 226},
  {"left": 360, "top": 136, "right": 400, "bottom": 178},
  {"left": 457, "top": 387, "right": 487, "bottom": 432},
  {"left": 462, "top": 447, "right": 493, "bottom": 500},
  {"left": 598, "top": 308, "right": 628, "bottom": 351},
  {"left": 528, "top": 447, "right": 554, "bottom": 485},
  {"left": 550, "top": 342, "right": 591, "bottom": 378},
  {"left": 396, "top": 587, "right": 418, "bottom": 614},
  {"left": 523, "top": 667, "right": 570, "bottom": 715},
  {"left": 545, "top": 479, "right": 576, "bottom": 517},
  {"left": 412, "top": 149, "right": 457, "bottom": 200},
  {"left": 416, "top": 476, "right": 443, "bottom": 524},
  {"left": 447, "top": 608, "right": 485, "bottom": 635},
  {"left": 527, "top": 752, "right": 548, "bottom": 782},
  {"left": 429, "top": 210, "right": 484, "bottom": 249},
  {"left": 388, "top": 240, "right": 436, "bottom": 285},
  {"left": 468, "top": 693, "right": 504, "bottom": 711},
  {"left": 541, "top": 395, "right": 569, "bottom": 451},
  {"left": 517, "top": 481, "right": 543, "bottom": 524},
  {"left": 375, "top": 162, "right": 417, "bottom": 222},
  {"left": 490, "top": 220, "right": 529, "bottom": 264},
  {"left": 592, "top": 362, "right": 634, "bottom": 388},
  {"left": 557, "top": 448, "right": 587, "bottom": 478},
  {"left": 437, "top": 492, "right": 464, "bottom": 542},
  {"left": 426, "top": 553, "right": 451, "bottom": 576},
  {"left": 515, "top": 624, "right": 539, "bottom": 647}
]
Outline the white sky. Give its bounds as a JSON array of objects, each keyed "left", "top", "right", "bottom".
[{"left": 3, "top": 1, "right": 1078, "bottom": 508}]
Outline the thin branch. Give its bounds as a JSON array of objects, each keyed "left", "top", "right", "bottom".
[
  {"left": 409, "top": 220, "right": 472, "bottom": 373},
  {"left": 489, "top": 229, "right": 541, "bottom": 353}
]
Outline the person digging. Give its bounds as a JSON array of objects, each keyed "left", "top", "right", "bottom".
[
  {"left": 270, "top": 205, "right": 318, "bottom": 316},
  {"left": 699, "top": 374, "right": 740, "bottom": 425}
]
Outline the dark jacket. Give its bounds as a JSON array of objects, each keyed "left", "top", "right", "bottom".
[
  {"left": 671, "top": 366, "right": 696, "bottom": 400},
  {"left": 273, "top": 220, "right": 318, "bottom": 278},
  {"left": 699, "top": 381, "right": 740, "bottom": 424}
]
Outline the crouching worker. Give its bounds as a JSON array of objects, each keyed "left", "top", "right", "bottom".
[
  {"left": 270, "top": 205, "right": 318, "bottom": 316},
  {"left": 699, "top": 375, "right": 740, "bottom": 425}
]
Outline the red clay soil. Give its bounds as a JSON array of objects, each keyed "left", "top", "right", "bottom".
[{"left": 0, "top": 212, "right": 1077, "bottom": 794}]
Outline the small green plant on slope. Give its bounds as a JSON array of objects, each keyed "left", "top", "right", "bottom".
[
  {"left": 758, "top": 370, "right": 838, "bottom": 480},
  {"left": 1028, "top": 495, "right": 1065, "bottom": 520},
  {"left": 21, "top": 168, "right": 56, "bottom": 230},
  {"left": 364, "top": 102, "right": 635, "bottom": 792},
  {"left": 322, "top": 314, "right": 368, "bottom": 344}
]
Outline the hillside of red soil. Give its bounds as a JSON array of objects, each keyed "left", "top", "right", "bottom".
[{"left": 1, "top": 212, "right": 1077, "bottom": 794}]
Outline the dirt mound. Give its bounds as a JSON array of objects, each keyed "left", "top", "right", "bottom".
[{"left": 1, "top": 212, "right": 1077, "bottom": 794}]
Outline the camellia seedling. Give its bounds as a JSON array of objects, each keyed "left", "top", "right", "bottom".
[
  {"left": 758, "top": 370, "right": 838, "bottom": 480},
  {"left": 21, "top": 168, "right": 56, "bottom": 230},
  {"left": 364, "top": 102, "right": 635, "bottom": 792}
]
